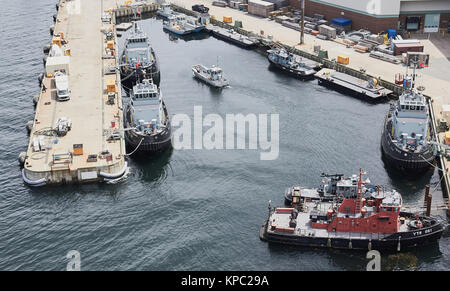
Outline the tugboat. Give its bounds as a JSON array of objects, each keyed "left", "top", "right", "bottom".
[
  {"left": 284, "top": 173, "right": 374, "bottom": 205},
  {"left": 260, "top": 169, "right": 445, "bottom": 251},
  {"left": 120, "top": 23, "right": 160, "bottom": 86},
  {"left": 192, "top": 64, "right": 229, "bottom": 88},
  {"left": 123, "top": 79, "right": 172, "bottom": 154},
  {"left": 380, "top": 60, "right": 436, "bottom": 173},
  {"left": 267, "top": 47, "right": 320, "bottom": 79}
]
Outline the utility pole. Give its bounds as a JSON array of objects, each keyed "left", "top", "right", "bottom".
[{"left": 300, "top": 0, "right": 305, "bottom": 44}]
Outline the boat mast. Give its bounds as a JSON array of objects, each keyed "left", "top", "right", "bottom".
[
  {"left": 354, "top": 169, "right": 366, "bottom": 214},
  {"left": 411, "top": 56, "right": 418, "bottom": 89}
]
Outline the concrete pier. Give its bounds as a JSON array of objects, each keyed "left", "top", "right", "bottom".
[{"left": 23, "top": 0, "right": 132, "bottom": 185}]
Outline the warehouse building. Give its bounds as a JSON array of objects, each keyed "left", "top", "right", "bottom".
[{"left": 289, "top": 0, "right": 450, "bottom": 33}]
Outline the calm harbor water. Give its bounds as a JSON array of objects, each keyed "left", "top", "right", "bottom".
[{"left": 0, "top": 0, "right": 448, "bottom": 270}]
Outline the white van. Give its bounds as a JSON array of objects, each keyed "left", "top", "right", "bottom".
[{"left": 54, "top": 71, "right": 69, "bottom": 101}]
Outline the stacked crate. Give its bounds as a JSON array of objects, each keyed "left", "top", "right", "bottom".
[
  {"left": 248, "top": 0, "right": 275, "bottom": 17},
  {"left": 318, "top": 24, "right": 336, "bottom": 39}
]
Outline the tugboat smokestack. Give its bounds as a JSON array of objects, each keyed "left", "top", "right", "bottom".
[{"left": 425, "top": 184, "right": 432, "bottom": 217}]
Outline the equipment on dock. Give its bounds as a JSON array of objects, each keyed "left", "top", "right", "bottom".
[
  {"left": 261, "top": 169, "right": 445, "bottom": 251},
  {"left": 107, "top": 92, "right": 116, "bottom": 105},
  {"left": 381, "top": 59, "right": 436, "bottom": 173},
  {"left": 73, "top": 144, "right": 84, "bottom": 156},
  {"left": 120, "top": 22, "right": 160, "bottom": 86},
  {"left": 106, "top": 79, "right": 116, "bottom": 93},
  {"left": 438, "top": 118, "right": 448, "bottom": 132},
  {"left": 123, "top": 79, "right": 172, "bottom": 155},
  {"left": 441, "top": 104, "right": 450, "bottom": 128},
  {"left": 337, "top": 55, "right": 349, "bottom": 65},
  {"left": 318, "top": 24, "right": 336, "bottom": 39},
  {"left": 55, "top": 117, "right": 72, "bottom": 136},
  {"left": 223, "top": 16, "right": 232, "bottom": 23},
  {"left": 45, "top": 55, "right": 70, "bottom": 75},
  {"left": 192, "top": 64, "right": 229, "bottom": 88}
]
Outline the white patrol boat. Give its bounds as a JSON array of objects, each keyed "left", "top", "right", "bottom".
[{"left": 192, "top": 64, "right": 229, "bottom": 88}]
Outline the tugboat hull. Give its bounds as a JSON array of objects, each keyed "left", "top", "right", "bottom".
[
  {"left": 125, "top": 128, "right": 172, "bottom": 154},
  {"left": 268, "top": 58, "right": 315, "bottom": 80},
  {"left": 124, "top": 102, "right": 172, "bottom": 155},
  {"left": 381, "top": 115, "right": 436, "bottom": 173},
  {"left": 261, "top": 213, "right": 444, "bottom": 251}
]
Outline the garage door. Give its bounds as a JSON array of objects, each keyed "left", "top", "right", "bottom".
[{"left": 424, "top": 13, "right": 440, "bottom": 33}]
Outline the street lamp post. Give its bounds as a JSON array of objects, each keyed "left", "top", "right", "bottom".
[{"left": 300, "top": 0, "right": 305, "bottom": 44}]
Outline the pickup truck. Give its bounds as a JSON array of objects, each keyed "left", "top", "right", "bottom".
[{"left": 192, "top": 4, "right": 209, "bottom": 14}]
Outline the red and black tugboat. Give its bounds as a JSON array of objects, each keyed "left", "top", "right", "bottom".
[{"left": 260, "top": 169, "right": 445, "bottom": 251}]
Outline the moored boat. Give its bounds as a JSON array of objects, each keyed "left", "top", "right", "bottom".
[
  {"left": 120, "top": 23, "right": 160, "bottom": 86},
  {"left": 163, "top": 15, "right": 194, "bottom": 36},
  {"left": 315, "top": 68, "right": 392, "bottom": 102},
  {"left": 267, "top": 48, "right": 320, "bottom": 79},
  {"left": 284, "top": 172, "right": 374, "bottom": 205},
  {"left": 210, "top": 26, "right": 257, "bottom": 49},
  {"left": 124, "top": 79, "right": 172, "bottom": 155},
  {"left": 261, "top": 169, "right": 445, "bottom": 251},
  {"left": 381, "top": 73, "right": 436, "bottom": 173}
]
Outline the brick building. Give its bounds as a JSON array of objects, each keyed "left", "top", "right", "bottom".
[{"left": 289, "top": 0, "right": 450, "bottom": 33}]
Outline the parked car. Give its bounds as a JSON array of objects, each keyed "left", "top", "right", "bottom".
[{"left": 192, "top": 4, "right": 209, "bottom": 14}]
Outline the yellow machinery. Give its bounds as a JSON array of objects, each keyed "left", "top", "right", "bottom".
[
  {"left": 106, "top": 79, "right": 116, "bottom": 93},
  {"left": 223, "top": 16, "right": 232, "bottom": 23},
  {"left": 337, "top": 55, "right": 349, "bottom": 65}
]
